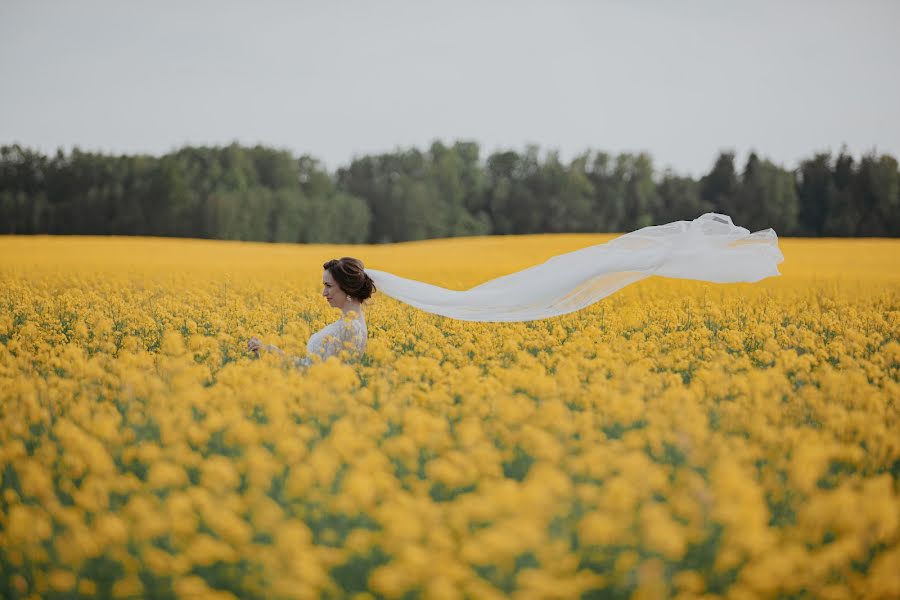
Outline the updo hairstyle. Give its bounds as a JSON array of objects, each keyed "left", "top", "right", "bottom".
[{"left": 323, "top": 257, "right": 376, "bottom": 302}]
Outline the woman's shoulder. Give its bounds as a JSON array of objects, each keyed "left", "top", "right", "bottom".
[
  {"left": 341, "top": 310, "right": 366, "bottom": 325},
  {"left": 347, "top": 316, "right": 367, "bottom": 335},
  {"left": 327, "top": 313, "right": 366, "bottom": 334}
]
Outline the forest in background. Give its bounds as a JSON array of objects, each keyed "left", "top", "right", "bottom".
[{"left": 1, "top": 141, "right": 897, "bottom": 243}]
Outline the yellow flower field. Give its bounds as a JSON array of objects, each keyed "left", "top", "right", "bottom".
[{"left": 0, "top": 234, "right": 898, "bottom": 600}]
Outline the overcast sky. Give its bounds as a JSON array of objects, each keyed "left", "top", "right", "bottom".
[{"left": 1, "top": 0, "right": 898, "bottom": 176}]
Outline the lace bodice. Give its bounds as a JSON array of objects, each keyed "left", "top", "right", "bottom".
[{"left": 298, "top": 312, "right": 367, "bottom": 367}]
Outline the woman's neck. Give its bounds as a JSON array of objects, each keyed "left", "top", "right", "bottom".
[{"left": 342, "top": 302, "right": 363, "bottom": 318}]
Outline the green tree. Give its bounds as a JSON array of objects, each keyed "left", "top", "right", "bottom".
[
  {"left": 622, "top": 152, "right": 659, "bottom": 230},
  {"left": 796, "top": 153, "right": 834, "bottom": 236},
  {"left": 855, "top": 153, "right": 899, "bottom": 236},
  {"left": 656, "top": 170, "right": 709, "bottom": 223},
  {"left": 585, "top": 151, "right": 622, "bottom": 231},
  {"left": 822, "top": 151, "right": 859, "bottom": 236},
  {"left": 2, "top": 142, "right": 898, "bottom": 241},
  {"left": 700, "top": 151, "right": 739, "bottom": 217},
  {"left": 738, "top": 152, "right": 799, "bottom": 234}
]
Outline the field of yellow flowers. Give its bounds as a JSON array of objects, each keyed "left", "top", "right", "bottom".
[{"left": 1, "top": 233, "right": 898, "bottom": 600}]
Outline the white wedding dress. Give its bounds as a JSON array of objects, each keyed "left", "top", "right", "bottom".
[{"left": 297, "top": 312, "right": 367, "bottom": 367}]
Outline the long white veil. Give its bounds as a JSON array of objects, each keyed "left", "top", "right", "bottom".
[{"left": 364, "top": 213, "right": 784, "bottom": 322}]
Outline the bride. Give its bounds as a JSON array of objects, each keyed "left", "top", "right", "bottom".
[
  {"left": 248, "top": 257, "right": 374, "bottom": 367},
  {"left": 248, "top": 213, "right": 784, "bottom": 365}
]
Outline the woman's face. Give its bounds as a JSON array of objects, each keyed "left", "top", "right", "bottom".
[{"left": 322, "top": 270, "right": 346, "bottom": 308}]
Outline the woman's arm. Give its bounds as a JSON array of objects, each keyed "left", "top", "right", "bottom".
[
  {"left": 248, "top": 337, "right": 289, "bottom": 356},
  {"left": 247, "top": 337, "right": 308, "bottom": 369},
  {"left": 247, "top": 337, "right": 269, "bottom": 357}
]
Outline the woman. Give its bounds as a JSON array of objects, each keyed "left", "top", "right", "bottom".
[
  {"left": 249, "top": 213, "right": 783, "bottom": 363},
  {"left": 248, "top": 257, "right": 374, "bottom": 367}
]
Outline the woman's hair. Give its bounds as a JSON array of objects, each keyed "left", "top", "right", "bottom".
[{"left": 323, "top": 257, "right": 376, "bottom": 301}]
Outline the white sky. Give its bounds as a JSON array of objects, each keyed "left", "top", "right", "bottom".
[{"left": 1, "top": 0, "right": 898, "bottom": 177}]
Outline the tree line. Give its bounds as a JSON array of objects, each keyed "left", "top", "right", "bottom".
[{"left": 1, "top": 141, "right": 897, "bottom": 242}]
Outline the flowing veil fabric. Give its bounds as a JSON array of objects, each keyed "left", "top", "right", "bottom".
[{"left": 364, "top": 213, "right": 784, "bottom": 322}]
